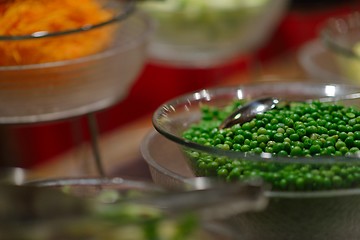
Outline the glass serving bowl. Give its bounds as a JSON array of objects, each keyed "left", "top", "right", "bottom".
[
  {"left": 151, "top": 81, "right": 360, "bottom": 239},
  {"left": 139, "top": 0, "right": 288, "bottom": 67},
  {"left": 1, "top": 177, "right": 211, "bottom": 240},
  {"left": 0, "top": 0, "right": 152, "bottom": 124},
  {"left": 320, "top": 11, "right": 360, "bottom": 85}
]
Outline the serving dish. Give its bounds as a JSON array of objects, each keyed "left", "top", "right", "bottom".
[
  {"left": 3, "top": 177, "right": 268, "bottom": 239},
  {"left": 298, "top": 39, "right": 350, "bottom": 83},
  {"left": 2, "top": 177, "right": 211, "bottom": 239},
  {"left": 0, "top": 0, "right": 152, "bottom": 124},
  {"left": 147, "top": 81, "right": 360, "bottom": 239},
  {"left": 320, "top": 12, "right": 360, "bottom": 86},
  {"left": 139, "top": 0, "right": 288, "bottom": 67}
]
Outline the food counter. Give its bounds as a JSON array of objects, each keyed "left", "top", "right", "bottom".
[
  {"left": 2, "top": 0, "right": 360, "bottom": 179},
  {"left": 4, "top": 2, "right": 360, "bottom": 239}
]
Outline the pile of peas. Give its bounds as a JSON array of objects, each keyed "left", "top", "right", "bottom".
[{"left": 182, "top": 100, "right": 360, "bottom": 191}]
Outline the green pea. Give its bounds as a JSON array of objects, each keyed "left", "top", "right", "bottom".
[
  {"left": 233, "top": 143, "right": 241, "bottom": 151},
  {"left": 306, "top": 125, "right": 317, "bottom": 134},
  {"left": 217, "top": 168, "right": 229, "bottom": 177},
  {"left": 274, "top": 133, "right": 284, "bottom": 143},
  {"left": 289, "top": 133, "right": 300, "bottom": 141},
  {"left": 354, "top": 140, "right": 360, "bottom": 148},
  {"left": 277, "top": 127, "right": 285, "bottom": 133},
  {"left": 353, "top": 124, "right": 360, "bottom": 131},
  {"left": 198, "top": 161, "right": 207, "bottom": 170},
  {"left": 290, "top": 146, "right": 303, "bottom": 156},
  {"left": 295, "top": 177, "right": 305, "bottom": 190},
  {"left": 215, "top": 157, "right": 227, "bottom": 165},
  {"left": 265, "top": 146, "right": 274, "bottom": 153},
  {"left": 317, "top": 119, "right": 327, "bottom": 126},
  {"left": 286, "top": 128, "right": 295, "bottom": 135},
  {"left": 335, "top": 141, "right": 346, "bottom": 150},
  {"left": 283, "top": 142, "right": 291, "bottom": 153},
  {"left": 257, "top": 134, "right": 270, "bottom": 143},
  {"left": 331, "top": 165, "right": 341, "bottom": 174},
  {"left": 241, "top": 145, "right": 251, "bottom": 152},
  {"left": 216, "top": 144, "right": 230, "bottom": 150},
  {"left": 353, "top": 131, "right": 360, "bottom": 140},
  {"left": 242, "top": 130, "right": 252, "bottom": 139},
  {"left": 349, "top": 118, "right": 357, "bottom": 126},
  {"left": 233, "top": 135, "right": 245, "bottom": 144},
  {"left": 242, "top": 122, "right": 253, "bottom": 131},
  {"left": 326, "top": 146, "right": 336, "bottom": 155},
  {"left": 309, "top": 145, "right": 321, "bottom": 154},
  {"left": 332, "top": 175, "right": 343, "bottom": 188},
  {"left": 338, "top": 125, "right": 348, "bottom": 132},
  {"left": 279, "top": 179, "right": 288, "bottom": 190},
  {"left": 253, "top": 147, "right": 263, "bottom": 154},
  {"left": 313, "top": 139, "right": 323, "bottom": 147},
  {"left": 345, "top": 136, "right": 355, "bottom": 147},
  {"left": 257, "top": 127, "right": 267, "bottom": 135},
  {"left": 350, "top": 147, "right": 360, "bottom": 154},
  {"left": 328, "top": 129, "right": 338, "bottom": 136},
  {"left": 296, "top": 128, "right": 306, "bottom": 137},
  {"left": 278, "top": 150, "right": 288, "bottom": 156},
  {"left": 346, "top": 125, "right": 354, "bottom": 133},
  {"left": 340, "top": 146, "right": 349, "bottom": 154},
  {"left": 256, "top": 120, "right": 265, "bottom": 127}
]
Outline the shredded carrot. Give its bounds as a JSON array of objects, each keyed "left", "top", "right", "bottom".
[{"left": 0, "top": 0, "right": 115, "bottom": 65}]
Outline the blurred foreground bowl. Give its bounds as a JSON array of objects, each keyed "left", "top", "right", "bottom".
[{"left": 1, "top": 177, "right": 224, "bottom": 240}]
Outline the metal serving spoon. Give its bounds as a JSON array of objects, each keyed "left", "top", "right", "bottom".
[
  {"left": 219, "top": 97, "right": 279, "bottom": 129},
  {"left": 219, "top": 93, "right": 360, "bottom": 129}
]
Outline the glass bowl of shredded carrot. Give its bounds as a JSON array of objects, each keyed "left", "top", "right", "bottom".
[{"left": 0, "top": 0, "right": 152, "bottom": 123}]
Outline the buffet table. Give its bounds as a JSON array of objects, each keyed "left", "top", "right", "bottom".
[{"left": 26, "top": 1, "right": 360, "bottom": 181}]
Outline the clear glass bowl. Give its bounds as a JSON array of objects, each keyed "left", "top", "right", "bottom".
[
  {"left": 153, "top": 81, "right": 360, "bottom": 191},
  {"left": 0, "top": 0, "right": 152, "bottom": 124},
  {"left": 321, "top": 12, "right": 360, "bottom": 85},
  {"left": 297, "top": 39, "right": 349, "bottom": 83},
  {"left": 139, "top": 0, "right": 288, "bottom": 67},
  {"left": 150, "top": 81, "right": 360, "bottom": 239},
  {"left": 2, "top": 177, "right": 226, "bottom": 240}
]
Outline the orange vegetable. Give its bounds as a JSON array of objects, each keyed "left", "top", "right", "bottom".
[{"left": 0, "top": 0, "right": 115, "bottom": 65}]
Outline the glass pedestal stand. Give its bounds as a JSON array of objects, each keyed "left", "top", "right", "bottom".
[
  {"left": 0, "top": 108, "right": 115, "bottom": 177},
  {"left": 0, "top": 104, "right": 119, "bottom": 177},
  {"left": 87, "top": 112, "right": 105, "bottom": 177}
]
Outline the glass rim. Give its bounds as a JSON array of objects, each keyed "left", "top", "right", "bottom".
[
  {"left": 140, "top": 0, "right": 273, "bottom": 14},
  {"left": 0, "top": 11, "right": 152, "bottom": 71},
  {"left": 25, "top": 177, "right": 165, "bottom": 192},
  {"left": 0, "top": 0, "right": 136, "bottom": 41}
]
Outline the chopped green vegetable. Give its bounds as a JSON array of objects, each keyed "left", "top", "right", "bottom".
[{"left": 140, "top": 0, "right": 271, "bottom": 45}]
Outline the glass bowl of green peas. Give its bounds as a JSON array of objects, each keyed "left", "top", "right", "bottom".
[{"left": 152, "top": 80, "right": 360, "bottom": 240}]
